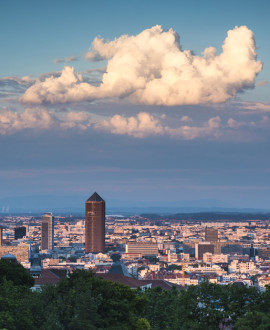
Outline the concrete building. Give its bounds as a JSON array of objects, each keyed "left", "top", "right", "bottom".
[
  {"left": 203, "top": 252, "right": 229, "bottom": 263},
  {"left": 41, "top": 213, "right": 54, "bottom": 250},
  {"left": 126, "top": 242, "right": 159, "bottom": 256},
  {"left": 258, "top": 247, "right": 270, "bottom": 259},
  {"left": 195, "top": 243, "right": 215, "bottom": 260},
  {"left": 205, "top": 227, "right": 218, "bottom": 242},
  {"left": 0, "top": 244, "right": 29, "bottom": 263},
  {"left": 85, "top": 192, "right": 105, "bottom": 253}
]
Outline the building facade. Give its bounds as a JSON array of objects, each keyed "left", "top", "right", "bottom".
[
  {"left": 126, "top": 242, "right": 159, "bottom": 256},
  {"left": 195, "top": 243, "right": 215, "bottom": 260},
  {"left": 205, "top": 227, "right": 219, "bottom": 242},
  {"left": 85, "top": 192, "right": 105, "bottom": 253},
  {"left": 41, "top": 213, "right": 54, "bottom": 250}
]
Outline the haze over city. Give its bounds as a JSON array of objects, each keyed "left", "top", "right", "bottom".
[{"left": 1, "top": 0, "right": 270, "bottom": 211}]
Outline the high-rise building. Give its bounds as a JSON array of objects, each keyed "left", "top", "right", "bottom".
[
  {"left": 85, "top": 192, "right": 105, "bottom": 253},
  {"left": 14, "top": 226, "right": 26, "bottom": 240},
  {"left": 0, "top": 227, "right": 2, "bottom": 246},
  {"left": 205, "top": 227, "right": 219, "bottom": 242},
  {"left": 41, "top": 213, "right": 54, "bottom": 250}
]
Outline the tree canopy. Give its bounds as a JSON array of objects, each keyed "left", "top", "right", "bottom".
[
  {"left": 0, "top": 259, "right": 34, "bottom": 287},
  {"left": 1, "top": 268, "right": 270, "bottom": 329}
]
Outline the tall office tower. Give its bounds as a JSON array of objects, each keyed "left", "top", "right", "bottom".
[
  {"left": 14, "top": 226, "right": 26, "bottom": 240},
  {"left": 85, "top": 192, "right": 105, "bottom": 254},
  {"left": 205, "top": 227, "right": 219, "bottom": 242},
  {"left": 41, "top": 213, "right": 54, "bottom": 250}
]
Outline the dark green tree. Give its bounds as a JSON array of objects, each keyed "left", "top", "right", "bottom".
[
  {"left": 234, "top": 311, "right": 270, "bottom": 330},
  {"left": 0, "top": 259, "right": 34, "bottom": 287}
]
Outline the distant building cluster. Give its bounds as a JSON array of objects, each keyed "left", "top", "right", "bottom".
[{"left": 1, "top": 194, "right": 270, "bottom": 292}]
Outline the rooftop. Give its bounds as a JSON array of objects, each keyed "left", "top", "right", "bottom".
[{"left": 86, "top": 192, "right": 104, "bottom": 202}]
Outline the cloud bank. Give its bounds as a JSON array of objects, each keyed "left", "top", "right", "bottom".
[
  {"left": 0, "top": 106, "right": 268, "bottom": 140},
  {"left": 21, "top": 25, "right": 262, "bottom": 106},
  {"left": 0, "top": 107, "right": 54, "bottom": 135},
  {"left": 97, "top": 112, "right": 222, "bottom": 139}
]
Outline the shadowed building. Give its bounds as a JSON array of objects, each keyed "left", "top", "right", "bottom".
[
  {"left": 195, "top": 243, "right": 215, "bottom": 260},
  {"left": 14, "top": 226, "right": 26, "bottom": 240},
  {"left": 85, "top": 192, "right": 105, "bottom": 253},
  {"left": 205, "top": 227, "right": 219, "bottom": 242},
  {"left": 41, "top": 213, "right": 54, "bottom": 250}
]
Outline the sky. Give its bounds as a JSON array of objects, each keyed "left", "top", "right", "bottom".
[{"left": 0, "top": 0, "right": 270, "bottom": 210}]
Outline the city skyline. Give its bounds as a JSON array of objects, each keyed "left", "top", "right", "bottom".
[{"left": 1, "top": 1, "right": 270, "bottom": 209}]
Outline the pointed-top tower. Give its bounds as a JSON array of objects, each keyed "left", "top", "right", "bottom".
[
  {"left": 87, "top": 192, "right": 104, "bottom": 202},
  {"left": 85, "top": 192, "right": 105, "bottom": 254}
]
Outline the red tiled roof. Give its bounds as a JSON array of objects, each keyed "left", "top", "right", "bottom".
[
  {"left": 35, "top": 269, "right": 63, "bottom": 285},
  {"left": 95, "top": 273, "right": 182, "bottom": 290}
]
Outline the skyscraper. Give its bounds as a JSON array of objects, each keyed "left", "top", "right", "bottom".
[
  {"left": 85, "top": 192, "right": 105, "bottom": 253},
  {"left": 41, "top": 213, "right": 54, "bottom": 250}
]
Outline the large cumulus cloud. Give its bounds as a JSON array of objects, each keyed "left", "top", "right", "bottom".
[{"left": 21, "top": 25, "right": 262, "bottom": 106}]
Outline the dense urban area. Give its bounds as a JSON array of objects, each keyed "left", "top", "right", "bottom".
[{"left": 1, "top": 211, "right": 270, "bottom": 292}]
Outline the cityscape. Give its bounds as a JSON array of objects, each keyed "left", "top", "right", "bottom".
[{"left": 1, "top": 192, "right": 270, "bottom": 293}]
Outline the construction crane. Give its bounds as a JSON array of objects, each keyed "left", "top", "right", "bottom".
[{"left": 182, "top": 258, "right": 185, "bottom": 287}]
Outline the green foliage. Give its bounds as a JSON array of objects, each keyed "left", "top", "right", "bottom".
[
  {"left": 68, "top": 256, "right": 78, "bottom": 262},
  {"left": 2, "top": 268, "right": 270, "bottom": 329},
  {"left": 0, "top": 279, "right": 35, "bottom": 329},
  {"left": 111, "top": 253, "right": 121, "bottom": 262},
  {"left": 234, "top": 311, "right": 270, "bottom": 330},
  {"left": 0, "top": 259, "right": 34, "bottom": 287},
  {"left": 135, "top": 318, "right": 151, "bottom": 330},
  {"left": 167, "top": 264, "right": 182, "bottom": 271},
  {"left": 144, "top": 256, "right": 159, "bottom": 263}
]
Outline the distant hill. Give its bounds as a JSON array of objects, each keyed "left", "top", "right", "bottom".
[{"left": 0, "top": 195, "right": 269, "bottom": 216}]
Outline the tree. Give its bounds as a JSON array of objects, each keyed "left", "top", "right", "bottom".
[
  {"left": 135, "top": 318, "right": 151, "bottom": 330},
  {"left": 0, "top": 259, "right": 34, "bottom": 287},
  {"left": 167, "top": 264, "right": 182, "bottom": 271},
  {"left": 0, "top": 279, "right": 35, "bottom": 329},
  {"left": 234, "top": 311, "right": 270, "bottom": 330}
]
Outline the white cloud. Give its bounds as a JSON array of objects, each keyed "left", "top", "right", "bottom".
[
  {"left": 166, "top": 116, "right": 221, "bottom": 140},
  {"left": 227, "top": 115, "right": 270, "bottom": 129},
  {"left": 0, "top": 107, "right": 55, "bottom": 135},
  {"left": 96, "top": 112, "right": 164, "bottom": 138},
  {"left": 239, "top": 102, "right": 270, "bottom": 112},
  {"left": 227, "top": 118, "right": 243, "bottom": 129},
  {"left": 0, "top": 107, "right": 94, "bottom": 135},
  {"left": 97, "top": 112, "right": 222, "bottom": 139},
  {"left": 59, "top": 111, "right": 92, "bottom": 130},
  {"left": 181, "top": 116, "right": 193, "bottom": 122},
  {"left": 21, "top": 25, "right": 262, "bottom": 106}
]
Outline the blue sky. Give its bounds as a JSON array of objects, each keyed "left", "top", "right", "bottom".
[{"left": 0, "top": 0, "right": 270, "bottom": 210}]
